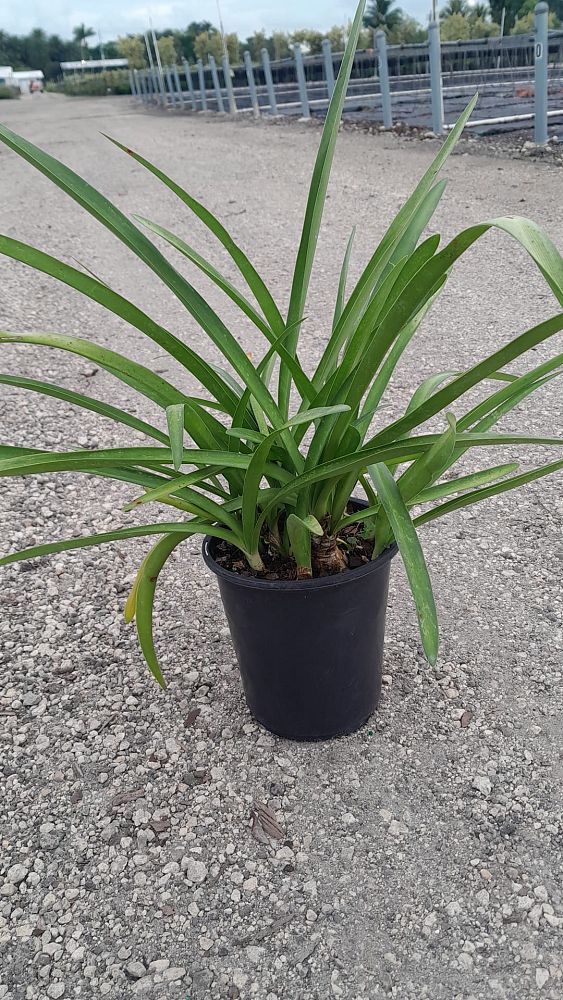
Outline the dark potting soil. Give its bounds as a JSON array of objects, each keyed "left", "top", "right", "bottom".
[{"left": 212, "top": 516, "right": 376, "bottom": 582}]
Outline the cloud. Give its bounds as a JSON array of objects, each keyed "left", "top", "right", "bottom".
[{"left": 3, "top": 0, "right": 431, "bottom": 40}]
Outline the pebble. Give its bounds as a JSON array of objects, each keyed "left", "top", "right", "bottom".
[
  {"left": 536, "top": 968, "right": 549, "bottom": 989},
  {"left": 6, "top": 863, "right": 28, "bottom": 884},
  {"left": 183, "top": 858, "right": 208, "bottom": 885},
  {"left": 125, "top": 961, "right": 146, "bottom": 979},
  {"left": 472, "top": 776, "right": 492, "bottom": 796}
]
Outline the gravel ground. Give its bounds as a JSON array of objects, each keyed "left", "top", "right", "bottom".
[{"left": 1, "top": 93, "right": 562, "bottom": 1000}]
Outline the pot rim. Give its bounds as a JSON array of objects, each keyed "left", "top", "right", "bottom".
[{"left": 202, "top": 496, "right": 398, "bottom": 592}]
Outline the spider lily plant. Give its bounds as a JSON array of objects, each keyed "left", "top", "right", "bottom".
[{"left": 0, "top": 0, "right": 562, "bottom": 687}]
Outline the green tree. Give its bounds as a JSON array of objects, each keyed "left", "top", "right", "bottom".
[
  {"left": 245, "top": 30, "right": 269, "bottom": 61},
  {"left": 511, "top": 8, "right": 559, "bottom": 32},
  {"left": 471, "top": 16, "right": 501, "bottom": 36},
  {"left": 179, "top": 21, "right": 214, "bottom": 62},
  {"left": 326, "top": 25, "right": 347, "bottom": 50},
  {"left": 363, "top": 0, "right": 404, "bottom": 34},
  {"left": 290, "top": 29, "right": 325, "bottom": 54},
  {"left": 387, "top": 15, "right": 426, "bottom": 42},
  {"left": 156, "top": 34, "right": 178, "bottom": 66},
  {"left": 72, "top": 23, "right": 95, "bottom": 59},
  {"left": 440, "top": 0, "right": 469, "bottom": 18},
  {"left": 470, "top": 2, "right": 491, "bottom": 19},
  {"left": 440, "top": 12, "right": 472, "bottom": 38},
  {"left": 193, "top": 30, "right": 239, "bottom": 64},
  {"left": 117, "top": 35, "right": 146, "bottom": 69},
  {"left": 271, "top": 31, "right": 291, "bottom": 60}
]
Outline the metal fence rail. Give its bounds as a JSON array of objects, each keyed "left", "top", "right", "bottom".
[{"left": 130, "top": 7, "right": 563, "bottom": 141}]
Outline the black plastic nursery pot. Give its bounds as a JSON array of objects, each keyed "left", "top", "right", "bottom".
[{"left": 202, "top": 500, "right": 398, "bottom": 742}]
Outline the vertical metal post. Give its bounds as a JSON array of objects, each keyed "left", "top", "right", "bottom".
[
  {"left": 172, "top": 64, "right": 184, "bottom": 107},
  {"left": 534, "top": 1, "right": 549, "bottom": 145},
  {"left": 222, "top": 52, "right": 237, "bottom": 113},
  {"left": 128, "top": 69, "right": 136, "bottom": 97},
  {"left": 183, "top": 60, "right": 197, "bottom": 110},
  {"left": 142, "top": 71, "right": 150, "bottom": 105},
  {"left": 293, "top": 43, "right": 310, "bottom": 119},
  {"left": 428, "top": 20, "right": 444, "bottom": 134},
  {"left": 322, "top": 39, "right": 335, "bottom": 99},
  {"left": 244, "top": 50, "right": 260, "bottom": 116},
  {"left": 208, "top": 54, "right": 225, "bottom": 111},
  {"left": 150, "top": 25, "right": 167, "bottom": 106},
  {"left": 136, "top": 70, "right": 145, "bottom": 103},
  {"left": 261, "top": 48, "right": 277, "bottom": 113},
  {"left": 375, "top": 30, "right": 392, "bottom": 128},
  {"left": 166, "top": 67, "right": 179, "bottom": 107},
  {"left": 197, "top": 59, "right": 207, "bottom": 111},
  {"left": 497, "top": 6, "right": 506, "bottom": 70}
]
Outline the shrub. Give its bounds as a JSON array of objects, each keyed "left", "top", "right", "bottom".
[
  {"left": 54, "top": 70, "right": 131, "bottom": 97},
  {"left": 0, "top": 85, "right": 20, "bottom": 99}
]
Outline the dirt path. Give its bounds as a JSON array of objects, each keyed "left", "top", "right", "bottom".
[{"left": 1, "top": 93, "right": 562, "bottom": 1000}]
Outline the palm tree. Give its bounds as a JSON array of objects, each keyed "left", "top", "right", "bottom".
[
  {"left": 363, "top": 0, "right": 404, "bottom": 34},
  {"left": 440, "top": 0, "right": 470, "bottom": 17},
  {"left": 470, "top": 2, "right": 491, "bottom": 18},
  {"left": 72, "top": 23, "right": 95, "bottom": 60}
]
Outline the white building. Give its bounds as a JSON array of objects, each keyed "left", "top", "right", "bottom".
[{"left": 0, "top": 67, "right": 44, "bottom": 94}]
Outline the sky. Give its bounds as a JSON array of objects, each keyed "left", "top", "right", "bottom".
[{"left": 1, "top": 1, "right": 433, "bottom": 41}]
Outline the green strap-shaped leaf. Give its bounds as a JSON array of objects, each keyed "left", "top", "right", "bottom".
[
  {"left": 374, "top": 414, "right": 457, "bottom": 552},
  {"left": 332, "top": 227, "right": 356, "bottom": 334},
  {"left": 134, "top": 533, "right": 187, "bottom": 688},
  {"left": 134, "top": 215, "right": 274, "bottom": 337},
  {"left": 314, "top": 94, "right": 479, "bottom": 388},
  {"left": 241, "top": 405, "right": 351, "bottom": 554},
  {"left": 286, "top": 513, "right": 323, "bottom": 577},
  {"left": 0, "top": 374, "right": 169, "bottom": 444},
  {"left": 0, "top": 521, "right": 237, "bottom": 569},
  {"left": 458, "top": 354, "right": 563, "bottom": 431},
  {"left": 369, "top": 463, "right": 439, "bottom": 666},
  {"left": 166, "top": 404, "right": 185, "bottom": 471},
  {"left": 0, "top": 330, "right": 188, "bottom": 410},
  {"left": 0, "top": 126, "right": 297, "bottom": 458},
  {"left": 412, "top": 463, "right": 519, "bottom": 504},
  {"left": 0, "top": 235, "right": 240, "bottom": 415},
  {"left": 280, "top": 0, "right": 367, "bottom": 414},
  {"left": 104, "top": 136, "right": 285, "bottom": 335},
  {"left": 369, "top": 312, "right": 563, "bottom": 448},
  {"left": 414, "top": 460, "right": 563, "bottom": 528},
  {"left": 335, "top": 462, "right": 520, "bottom": 530}
]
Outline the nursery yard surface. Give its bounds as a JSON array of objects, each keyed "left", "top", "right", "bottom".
[{"left": 1, "top": 94, "right": 563, "bottom": 1000}]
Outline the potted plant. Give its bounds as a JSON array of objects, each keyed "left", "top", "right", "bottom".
[{"left": 1, "top": 0, "right": 562, "bottom": 740}]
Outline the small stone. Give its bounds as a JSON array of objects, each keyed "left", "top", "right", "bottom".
[
  {"left": 475, "top": 889, "right": 490, "bottom": 906},
  {"left": 246, "top": 946, "right": 264, "bottom": 964},
  {"left": 243, "top": 876, "right": 258, "bottom": 892},
  {"left": 183, "top": 858, "right": 208, "bottom": 885},
  {"left": 446, "top": 900, "right": 463, "bottom": 917},
  {"left": 47, "top": 986, "right": 65, "bottom": 999},
  {"left": 533, "top": 885, "right": 549, "bottom": 902},
  {"left": 125, "top": 961, "right": 146, "bottom": 979},
  {"left": 536, "top": 969, "right": 549, "bottom": 989},
  {"left": 517, "top": 895, "right": 534, "bottom": 911},
  {"left": 149, "top": 959, "right": 170, "bottom": 973},
  {"left": 199, "top": 937, "right": 213, "bottom": 952},
  {"left": 6, "top": 863, "right": 28, "bottom": 884},
  {"left": 388, "top": 820, "right": 408, "bottom": 837},
  {"left": 472, "top": 776, "right": 492, "bottom": 796},
  {"left": 162, "top": 967, "right": 186, "bottom": 982},
  {"left": 458, "top": 953, "right": 473, "bottom": 970}
]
